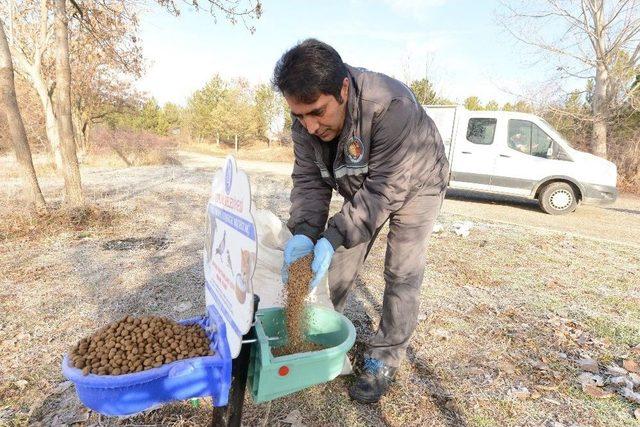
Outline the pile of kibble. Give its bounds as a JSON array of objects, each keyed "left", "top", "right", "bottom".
[
  {"left": 69, "top": 315, "right": 213, "bottom": 376},
  {"left": 273, "top": 254, "right": 322, "bottom": 356}
]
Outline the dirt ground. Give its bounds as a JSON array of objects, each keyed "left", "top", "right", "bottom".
[{"left": 1, "top": 151, "right": 639, "bottom": 426}]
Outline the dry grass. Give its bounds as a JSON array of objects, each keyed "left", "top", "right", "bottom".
[
  {"left": 1, "top": 155, "right": 59, "bottom": 180},
  {"left": 180, "top": 140, "right": 294, "bottom": 163},
  {"left": 82, "top": 149, "right": 180, "bottom": 168},
  {"left": 0, "top": 203, "right": 120, "bottom": 242},
  {"left": 609, "top": 137, "right": 640, "bottom": 194},
  {"left": 1, "top": 160, "right": 639, "bottom": 426},
  {"left": 82, "top": 127, "right": 181, "bottom": 168}
]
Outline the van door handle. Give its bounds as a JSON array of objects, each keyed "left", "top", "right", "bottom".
[
  {"left": 461, "top": 151, "right": 472, "bottom": 154},
  {"left": 499, "top": 154, "right": 511, "bottom": 158}
]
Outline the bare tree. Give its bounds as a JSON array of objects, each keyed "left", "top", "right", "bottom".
[
  {"left": 0, "top": 19, "right": 46, "bottom": 212},
  {"left": 4, "top": 0, "right": 65, "bottom": 169},
  {"left": 54, "top": 0, "right": 83, "bottom": 207},
  {"left": 2, "top": 0, "right": 142, "bottom": 164},
  {"left": 68, "top": 0, "right": 144, "bottom": 151},
  {"left": 156, "top": 0, "right": 262, "bottom": 32},
  {"left": 501, "top": 0, "right": 640, "bottom": 159}
]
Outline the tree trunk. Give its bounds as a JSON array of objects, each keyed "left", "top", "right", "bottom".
[
  {"left": 235, "top": 134, "right": 238, "bottom": 153},
  {"left": 0, "top": 21, "right": 46, "bottom": 212},
  {"left": 83, "top": 120, "right": 91, "bottom": 150},
  {"left": 71, "top": 110, "right": 89, "bottom": 155},
  {"left": 72, "top": 110, "right": 82, "bottom": 151},
  {"left": 54, "top": 0, "right": 83, "bottom": 207},
  {"left": 7, "top": 0, "right": 64, "bottom": 169},
  {"left": 592, "top": 61, "right": 608, "bottom": 159},
  {"left": 31, "top": 71, "right": 64, "bottom": 169},
  {"left": 590, "top": 0, "right": 608, "bottom": 160}
]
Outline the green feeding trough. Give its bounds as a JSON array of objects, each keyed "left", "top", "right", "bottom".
[{"left": 248, "top": 305, "right": 356, "bottom": 403}]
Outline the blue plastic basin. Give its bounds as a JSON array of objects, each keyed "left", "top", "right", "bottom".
[{"left": 61, "top": 307, "right": 232, "bottom": 416}]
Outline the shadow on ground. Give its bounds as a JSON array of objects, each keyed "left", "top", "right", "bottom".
[
  {"left": 445, "top": 188, "right": 541, "bottom": 213},
  {"left": 345, "top": 278, "right": 468, "bottom": 427}
]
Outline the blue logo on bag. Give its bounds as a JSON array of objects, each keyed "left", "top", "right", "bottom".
[{"left": 224, "top": 159, "right": 233, "bottom": 195}]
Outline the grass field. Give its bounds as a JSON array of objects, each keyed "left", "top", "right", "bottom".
[{"left": 1, "top": 153, "right": 638, "bottom": 426}]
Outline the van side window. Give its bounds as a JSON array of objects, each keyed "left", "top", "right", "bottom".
[
  {"left": 508, "top": 119, "right": 554, "bottom": 158},
  {"left": 466, "top": 118, "right": 497, "bottom": 145}
]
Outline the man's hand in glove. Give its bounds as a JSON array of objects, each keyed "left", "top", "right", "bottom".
[
  {"left": 310, "top": 238, "right": 335, "bottom": 289},
  {"left": 281, "top": 234, "right": 314, "bottom": 283}
]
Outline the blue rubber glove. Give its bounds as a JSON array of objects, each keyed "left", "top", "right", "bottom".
[
  {"left": 281, "top": 234, "right": 314, "bottom": 284},
  {"left": 310, "top": 238, "right": 335, "bottom": 289}
]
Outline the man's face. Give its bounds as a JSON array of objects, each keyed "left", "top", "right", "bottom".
[{"left": 286, "top": 78, "right": 349, "bottom": 142}]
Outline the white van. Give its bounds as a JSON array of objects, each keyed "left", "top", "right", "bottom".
[{"left": 424, "top": 105, "right": 618, "bottom": 214}]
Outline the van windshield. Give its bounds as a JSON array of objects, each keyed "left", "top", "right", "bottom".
[{"left": 540, "top": 118, "right": 574, "bottom": 148}]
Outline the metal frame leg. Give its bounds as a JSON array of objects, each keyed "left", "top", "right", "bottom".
[{"left": 211, "top": 295, "right": 259, "bottom": 427}]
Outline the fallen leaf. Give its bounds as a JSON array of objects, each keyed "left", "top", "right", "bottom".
[
  {"left": 16, "top": 333, "right": 31, "bottom": 341},
  {"left": 582, "top": 384, "right": 614, "bottom": 399},
  {"left": 432, "top": 223, "right": 444, "bottom": 234},
  {"left": 632, "top": 344, "right": 640, "bottom": 355},
  {"left": 546, "top": 279, "right": 560, "bottom": 289},
  {"left": 174, "top": 301, "right": 193, "bottom": 313},
  {"left": 621, "top": 388, "right": 640, "bottom": 404},
  {"left": 530, "top": 391, "right": 541, "bottom": 400},
  {"left": 578, "top": 372, "right": 603, "bottom": 387},
  {"left": 68, "top": 409, "right": 90, "bottom": 424},
  {"left": 609, "top": 376, "right": 633, "bottom": 389},
  {"left": 53, "top": 381, "right": 72, "bottom": 394},
  {"left": 510, "top": 386, "right": 530, "bottom": 400},
  {"left": 14, "top": 380, "right": 28, "bottom": 390},
  {"left": 499, "top": 361, "right": 516, "bottom": 375},
  {"left": 535, "top": 384, "right": 559, "bottom": 391},
  {"left": 634, "top": 408, "right": 640, "bottom": 420},
  {"left": 464, "top": 367, "right": 484, "bottom": 376},
  {"left": 282, "top": 409, "right": 305, "bottom": 427},
  {"left": 577, "top": 335, "right": 590, "bottom": 346},
  {"left": 606, "top": 364, "right": 628, "bottom": 376},
  {"left": 623, "top": 359, "right": 639, "bottom": 374},
  {"left": 629, "top": 372, "right": 640, "bottom": 386},
  {"left": 577, "top": 358, "right": 599, "bottom": 373},
  {"left": 428, "top": 328, "right": 450, "bottom": 340},
  {"left": 531, "top": 359, "right": 549, "bottom": 371}
]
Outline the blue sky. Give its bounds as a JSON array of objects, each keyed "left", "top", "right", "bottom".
[{"left": 136, "top": 0, "right": 556, "bottom": 106}]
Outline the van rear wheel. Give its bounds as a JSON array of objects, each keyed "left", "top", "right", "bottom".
[{"left": 539, "top": 182, "right": 577, "bottom": 215}]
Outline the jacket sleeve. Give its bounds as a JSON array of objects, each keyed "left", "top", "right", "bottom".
[
  {"left": 286, "top": 126, "right": 333, "bottom": 242},
  {"left": 322, "top": 96, "right": 420, "bottom": 249}
]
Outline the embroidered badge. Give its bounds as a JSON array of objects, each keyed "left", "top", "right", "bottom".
[{"left": 346, "top": 136, "right": 364, "bottom": 163}]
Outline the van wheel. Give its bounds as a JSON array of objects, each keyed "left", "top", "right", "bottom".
[{"left": 539, "top": 182, "right": 577, "bottom": 215}]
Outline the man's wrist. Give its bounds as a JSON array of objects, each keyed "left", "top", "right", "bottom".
[
  {"left": 293, "top": 224, "right": 319, "bottom": 244},
  {"left": 322, "top": 225, "right": 344, "bottom": 250}
]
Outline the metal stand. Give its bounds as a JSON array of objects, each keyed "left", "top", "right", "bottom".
[{"left": 211, "top": 295, "right": 260, "bottom": 427}]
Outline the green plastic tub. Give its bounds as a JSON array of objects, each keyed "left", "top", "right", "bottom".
[{"left": 248, "top": 305, "right": 356, "bottom": 403}]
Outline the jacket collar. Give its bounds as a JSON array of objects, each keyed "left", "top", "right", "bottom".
[{"left": 338, "top": 64, "right": 361, "bottom": 145}]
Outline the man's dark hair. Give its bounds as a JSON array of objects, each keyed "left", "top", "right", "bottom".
[{"left": 272, "top": 38, "right": 348, "bottom": 104}]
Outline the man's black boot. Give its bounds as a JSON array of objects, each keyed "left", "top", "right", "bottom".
[{"left": 349, "top": 357, "right": 397, "bottom": 403}]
